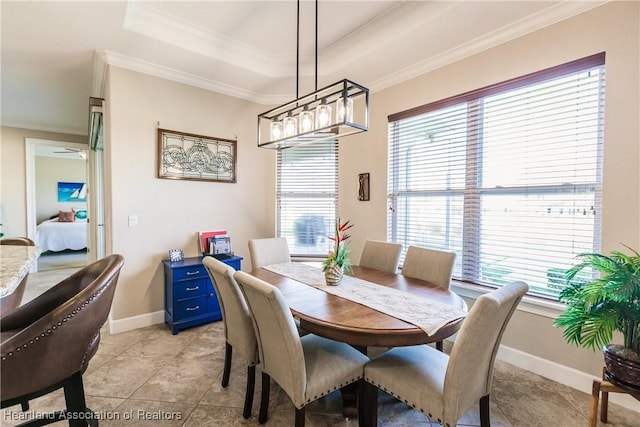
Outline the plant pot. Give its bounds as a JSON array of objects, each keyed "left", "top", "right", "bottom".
[
  {"left": 325, "top": 264, "right": 344, "bottom": 286},
  {"left": 603, "top": 344, "right": 640, "bottom": 391}
]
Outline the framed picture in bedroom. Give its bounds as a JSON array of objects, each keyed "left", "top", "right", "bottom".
[
  {"left": 157, "top": 128, "right": 237, "bottom": 183},
  {"left": 58, "top": 182, "right": 87, "bottom": 202}
]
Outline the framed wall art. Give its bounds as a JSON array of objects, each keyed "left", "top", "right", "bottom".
[
  {"left": 58, "top": 182, "right": 87, "bottom": 202},
  {"left": 158, "top": 128, "right": 237, "bottom": 183},
  {"left": 358, "top": 173, "right": 370, "bottom": 201}
]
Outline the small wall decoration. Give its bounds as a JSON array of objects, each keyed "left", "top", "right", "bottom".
[
  {"left": 358, "top": 173, "right": 370, "bottom": 201},
  {"left": 58, "top": 182, "right": 87, "bottom": 202},
  {"left": 168, "top": 248, "right": 184, "bottom": 262},
  {"left": 158, "top": 128, "right": 237, "bottom": 183}
]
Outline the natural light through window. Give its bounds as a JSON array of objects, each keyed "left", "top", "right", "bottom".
[{"left": 388, "top": 53, "right": 605, "bottom": 299}]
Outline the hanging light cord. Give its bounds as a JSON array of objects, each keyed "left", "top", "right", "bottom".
[
  {"left": 315, "top": 0, "right": 318, "bottom": 93},
  {"left": 296, "top": 0, "right": 300, "bottom": 100},
  {"left": 296, "top": 0, "right": 318, "bottom": 100}
]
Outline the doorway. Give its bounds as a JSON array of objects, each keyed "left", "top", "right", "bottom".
[{"left": 25, "top": 139, "right": 89, "bottom": 271}]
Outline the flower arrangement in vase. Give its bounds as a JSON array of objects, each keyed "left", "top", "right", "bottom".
[{"left": 322, "top": 218, "right": 354, "bottom": 286}]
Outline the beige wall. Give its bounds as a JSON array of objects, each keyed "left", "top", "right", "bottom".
[
  {"left": 340, "top": 1, "right": 639, "bottom": 377},
  {"left": 0, "top": 126, "right": 86, "bottom": 237},
  {"left": 105, "top": 66, "right": 275, "bottom": 320},
  {"left": 35, "top": 157, "right": 86, "bottom": 224}
]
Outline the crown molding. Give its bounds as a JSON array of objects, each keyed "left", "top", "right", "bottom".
[
  {"left": 123, "top": 1, "right": 290, "bottom": 79},
  {"left": 368, "top": 1, "right": 609, "bottom": 93},
  {"left": 101, "top": 50, "right": 288, "bottom": 105},
  {"left": 0, "top": 118, "right": 86, "bottom": 136},
  {"left": 99, "top": 1, "right": 609, "bottom": 105}
]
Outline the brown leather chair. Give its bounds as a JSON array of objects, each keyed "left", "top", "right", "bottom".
[
  {"left": 0, "top": 237, "right": 36, "bottom": 315},
  {"left": 1, "top": 254, "right": 124, "bottom": 427}
]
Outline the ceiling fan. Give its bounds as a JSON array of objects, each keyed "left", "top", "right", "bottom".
[{"left": 53, "top": 147, "right": 87, "bottom": 159}]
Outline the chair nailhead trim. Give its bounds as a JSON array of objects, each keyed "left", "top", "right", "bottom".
[
  {"left": 1, "top": 280, "right": 112, "bottom": 360},
  {"left": 364, "top": 377, "right": 435, "bottom": 421},
  {"left": 304, "top": 376, "right": 362, "bottom": 404}
]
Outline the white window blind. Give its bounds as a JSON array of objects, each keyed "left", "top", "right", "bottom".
[
  {"left": 387, "top": 53, "right": 605, "bottom": 299},
  {"left": 277, "top": 141, "right": 338, "bottom": 257}
]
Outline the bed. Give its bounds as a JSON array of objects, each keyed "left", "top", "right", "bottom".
[{"left": 36, "top": 216, "right": 87, "bottom": 253}]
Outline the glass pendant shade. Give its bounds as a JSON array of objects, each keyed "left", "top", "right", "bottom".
[
  {"left": 283, "top": 115, "right": 298, "bottom": 137},
  {"left": 315, "top": 103, "right": 332, "bottom": 129},
  {"left": 270, "top": 120, "right": 283, "bottom": 140},
  {"left": 258, "top": 79, "right": 369, "bottom": 149},
  {"left": 299, "top": 110, "right": 314, "bottom": 133},
  {"left": 336, "top": 96, "right": 354, "bottom": 123}
]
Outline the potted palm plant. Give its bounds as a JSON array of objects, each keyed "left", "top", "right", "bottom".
[
  {"left": 322, "top": 218, "right": 353, "bottom": 286},
  {"left": 554, "top": 245, "right": 640, "bottom": 390}
]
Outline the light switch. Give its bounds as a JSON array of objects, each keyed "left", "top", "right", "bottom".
[{"left": 128, "top": 214, "right": 138, "bottom": 227}]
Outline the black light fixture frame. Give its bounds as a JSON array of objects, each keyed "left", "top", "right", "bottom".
[{"left": 257, "top": 0, "right": 369, "bottom": 150}]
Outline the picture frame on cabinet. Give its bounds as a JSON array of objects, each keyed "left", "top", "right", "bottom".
[{"left": 168, "top": 248, "right": 184, "bottom": 262}]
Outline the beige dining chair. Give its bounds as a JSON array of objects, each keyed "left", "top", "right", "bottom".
[
  {"left": 358, "top": 240, "right": 402, "bottom": 274},
  {"left": 401, "top": 245, "right": 457, "bottom": 351},
  {"left": 202, "top": 257, "right": 258, "bottom": 419},
  {"left": 233, "top": 271, "right": 369, "bottom": 427},
  {"left": 362, "top": 280, "right": 528, "bottom": 427},
  {"left": 248, "top": 237, "right": 291, "bottom": 270}
]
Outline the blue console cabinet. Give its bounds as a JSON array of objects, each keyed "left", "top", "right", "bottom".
[{"left": 163, "top": 255, "right": 242, "bottom": 334}]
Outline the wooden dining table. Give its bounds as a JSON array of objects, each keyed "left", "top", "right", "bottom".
[
  {"left": 250, "top": 263, "right": 468, "bottom": 422},
  {"left": 251, "top": 264, "right": 468, "bottom": 348}
]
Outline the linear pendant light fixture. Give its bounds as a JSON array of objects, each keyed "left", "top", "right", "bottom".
[{"left": 257, "top": 0, "right": 369, "bottom": 150}]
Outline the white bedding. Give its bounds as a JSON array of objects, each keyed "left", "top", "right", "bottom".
[{"left": 36, "top": 218, "right": 87, "bottom": 252}]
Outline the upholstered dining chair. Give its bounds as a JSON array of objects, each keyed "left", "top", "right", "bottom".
[
  {"left": 202, "top": 256, "right": 258, "bottom": 419},
  {"left": 358, "top": 240, "right": 402, "bottom": 274},
  {"left": 248, "top": 237, "right": 291, "bottom": 270},
  {"left": 362, "top": 281, "right": 528, "bottom": 427},
  {"left": 0, "top": 237, "right": 36, "bottom": 315},
  {"left": 1, "top": 254, "right": 124, "bottom": 427},
  {"left": 233, "top": 271, "right": 369, "bottom": 427},
  {"left": 401, "top": 245, "right": 456, "bottom": 351}
]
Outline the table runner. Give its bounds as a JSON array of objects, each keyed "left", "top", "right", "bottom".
[{"left": 263, "top": 262, "right": 467, "bottom": 336}]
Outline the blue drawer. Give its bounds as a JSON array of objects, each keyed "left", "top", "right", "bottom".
[
  {"left": 174, "top": 296, "right": 207, "bottom": 320},
  {"left": 172, "top": 266, "right": 207, "bottom": 281},
  {"left": 174, "top": 278, "right": 207, "bottom": 300}
]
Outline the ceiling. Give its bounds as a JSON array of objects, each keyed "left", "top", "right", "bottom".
[{"left": 1, "top": 1, "right": 606, "bottom": 136}]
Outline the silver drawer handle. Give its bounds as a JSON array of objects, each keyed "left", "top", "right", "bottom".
[
  {"left": 186, "top": 306, "right": 200, "bottom": 311},
  {"left": 186, "top": 270, "right": 200, "bottom": 276},
  {"left": 185, "top": 286, "right": 199, "bottom": 291}
]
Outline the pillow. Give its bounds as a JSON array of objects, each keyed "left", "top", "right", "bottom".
[
  {"left": 58, "top": 210, "right": 75, "bottom": 222},
  {"left": 74, "top": 209, "right": 87, "bottom": 220}
]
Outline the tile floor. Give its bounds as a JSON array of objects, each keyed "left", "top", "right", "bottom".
[{"left": 3, "top": 270, "right": 639, "bottom": 426}]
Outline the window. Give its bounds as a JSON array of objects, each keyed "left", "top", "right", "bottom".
[
  {"left": 277, "top": 141, "right": 338, "bottom": 257},
  {"left": 387, "top": 53, "right": 605, "bottom": 299}
]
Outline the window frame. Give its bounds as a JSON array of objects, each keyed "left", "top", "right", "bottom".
[
  {"left": 276, "top": 140, "right": 339, "bottom": 259},
  {"left": 387, "top": 52, "right": 606, "bottom": 301}
]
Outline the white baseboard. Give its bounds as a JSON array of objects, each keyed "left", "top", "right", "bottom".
[
  {"left": 497, "top": 344, "right": 640, "bottom": 413},
  {"left": 108, "top": 310, "right": 164, "bottom": 334}
]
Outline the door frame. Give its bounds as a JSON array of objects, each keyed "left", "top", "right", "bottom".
[{"left": 25, "top": 138, "right": 89, "bottom": 271}]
